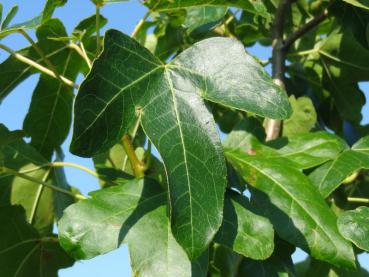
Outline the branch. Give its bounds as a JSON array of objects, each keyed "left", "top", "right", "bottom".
[
  {"left": 0, "top": 43, "right": 79, "bottom": 89},
  {"left": 347, "top": 197, "right": 369, "bottom": 204},
  {"left": 264, "top": 0, "right": 291, "bottom": 141},
  {"left": 283, "top": 9, "right": 329, "bottom": 51}
]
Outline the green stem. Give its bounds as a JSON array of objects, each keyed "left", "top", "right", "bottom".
[
  {"left": 347, "top": 197, "right": 369, "bottom": 204},
  {"left": 1, "top": 167, "right": 86, "bottom": 199},
  {"left": 122, "top": 135, "right": 145, "bottom": 178},
  {"left": 69, "top": 42, "right": 92, "bottom": 69},
  {"left": 29, "top": 168, "right": 51, "bottom": 224},
  {"left": 17, "top": 29, "right": 63, "bottom": 82},
  {"left": 122, "top": 116, "right": 141, "bottom": 171},
  {"left": 96, "top": 5, "right": 101, "bottom": 55},
  {"left": 0, "top": 43, "right": 78, "bottom": 89},
  {"left": 50, "top": 162, "right": 98, "bottom": 179},
  {"left": 131, "top": 11, "right": 150, "bottom": 38}
]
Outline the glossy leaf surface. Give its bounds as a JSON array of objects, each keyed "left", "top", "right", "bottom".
[
  {"left": 226, "top": 150, "right": 355, "bottom": 268},
  {"left": 58, "top": 178, "right": 208, "bottom": 276},
  {"left": 71, "top": 30, "right": 291, "bottom": 259}
]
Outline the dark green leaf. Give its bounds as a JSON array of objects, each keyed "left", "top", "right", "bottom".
[
  {"left": 337, "top": 206, "right": 369, "bottom": 252},
  {"left": 209, "top": 244, "right": 242, "bottom": 277},
  {"left": 58, "top": 178, "right": 208, "bottom": 276},
  {"left": 23, "top": 19, "right": 82, "bottom": 159},
  {"left": 226, "top": 150, "right": 355, "bottom": 268},
  {"left": 215, "top": 192, "right": 274, "bottom": 260},
  {"left": 0, "top": 205, "right": 73, "bottom": 276},
  {"left": 70, "top": 30, "right": 291, "bottom": 258}
]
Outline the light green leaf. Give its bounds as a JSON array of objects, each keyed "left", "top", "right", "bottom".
[
  {"left": 70, "top": 30, "right": 291, "bottom": 258},
  {"left": 58, "top": 178, "right": 208, "bottom": 276},
  {"left": 0, "top": 125, "right": 54, "bottom": 234},
  {"left": 42, "top": 0, "right": 68, "bottom": 22},
  {"left": 0, "top": 205, "right": 74, "bottom": 277},
  {"left": 282, "top": 95, "right": 317, "bottom": 137},
  {"left": 215, "top": 192, "right": 274, "bottom": 260},
  {"left": 1, "top": 5, "right": 18, "bottom": 30},
  {"left": 337, "top": 206, "right": 369, "bottom": 252},
  {"left": 183, "top": 6, "right": 228, "bottom": 33},
  {"left": 226, "top": 150, "right": 355, "bottom": 268},
  {"left": 352, "top": 135, "right": 369, "bottom": 152},
  {"left": 309, "top": 150, "right": 369, "bottom": 198},
  {"left": 273, "top": 132, "right": 348, "bottom": 169},
  {"left": 343, "top": 0, "right": 369, "bottom": 10}
]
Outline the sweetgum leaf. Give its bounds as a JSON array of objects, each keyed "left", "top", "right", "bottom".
[
  {"left": 215, "top": 192, "right": 274, "bottom": 260},
  {"left": 338, "top": 206, "right": 369, "bottom": 252},
  {"left": 0, "top": 205, "right": 74, "bottom": 276},
  {"left": 70, "top": 30, "right": 291, "bottom": 259},
  {"left": 226, "top": 149, "right": 355, "bottom": 268},
  {"left": 58, "top": 178, "right": 208, "bottom": 276}
]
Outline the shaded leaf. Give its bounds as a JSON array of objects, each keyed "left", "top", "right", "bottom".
[
  {"left": 226, "top": 150, "right": 355, "bottom": 268},
  {"left": 209, "top": 244, "right": 242, "bottom": 277},
  {"left": 337, "top": 206, "right": 369, "bottom": 252},
  {"left": 70, "top": 30, "right": 291, "bottom": 258},
  {"left": 58, "top": 178, "right": 208, "bottom": 276},
  {"left": 215, "top": 192, "right": 274, "bottom": 260},
  {"left": 183, "top": 6, "right": 228, "bottom": 33},
  {"left": 0, "top": 205, "right": 74, "bottom": 277},
  {"left": 343, "top": 0, "right": 369, "bottom": 10}
]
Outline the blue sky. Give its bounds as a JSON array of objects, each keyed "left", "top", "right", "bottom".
[{"left": 0, "top": 0, "right": 368, "bottom": 275}]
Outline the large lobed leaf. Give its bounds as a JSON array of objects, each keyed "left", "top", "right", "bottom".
[
  {"left": 70, "top": 30, "right": 291, "bottom": 259},
  {"left": 226, "top": 149, "right": 355, "bottom": 268},
  {"left": 58, "top": 178, "right": 208, "bottom": 276}
]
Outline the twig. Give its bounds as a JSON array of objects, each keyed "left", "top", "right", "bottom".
[
  {"left": 29, "top": 168, "right": 52, "bottom": 224},
  {"left": 17, "top": 29, "right": 63, "bottom": 82},
  {"left": 131, "top": 11, "right": 150, "bottom": 38},
  {"left": 264, "top": 0, "right": 291, "bottom": 141},
  {"left": 122, "top": 134, "right": 146, "bottom": 178},
  {"left": 347, "top": 197, "right": 369, "bottom": 204},
  {"left": 0, "top": 43, "right": 79, "bottom": 89},
  {"left": 96, "top": 5, "right": 101, "bottom": 55},
  {"left": 283, "top": 9, "right": 329, "bottom": 51},
  {"left": 1, "top": 166, "right": 86, "bottom": 199},
  {"left": 69, "top": 43, "right": 92, "bottom": 69}
]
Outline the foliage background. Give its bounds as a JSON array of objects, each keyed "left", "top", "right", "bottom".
[{"left": 1, "top": 0, "right": 369, "bottom": 275}]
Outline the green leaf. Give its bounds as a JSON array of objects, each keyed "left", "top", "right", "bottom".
[
  {"left": 226, "top": 150, "right": 355, "bottom": 268},
  {"left": 23, "top": 19, "right": 83, "bottom": 159},
  {"left": 352, "top": 135, "right": 369, "bottom": 152},
  {"left": 0, "top": 205, "right": 74, "bottom": 277},
  {"left": 342, "top": 0, "right": 369, "bottom": 10},
  {"left": 272, "top": 132, "right": 348, "bottom": 169},
  {"left": 42, "top": 0, "right": 68, "bottom": 22},
  {"left": 337, "top": 206, "right": 369, "bottom": 252},
  {"left": 215, "top": 192, "right": 274, "bottom": 260},
  {"left": 1, "top": 5, "right": 18, "bottom": 30},
  {"left": 0, "top": 3, "right": 3, "bottom": 24},
  {"left": 70, "top": 30, "right": 291, "bottom": 258},
  {"left": 209, "top": 244, "right": 242, "bottom": 276},
  {"left": 58, "top": 178, "right": 208, "bottom": 276},
  {"left": 183, "top": 6, "right": 228, "bottom": 33},
  {"left": 145, "top": 0, "right": 272, "bottom": 21},
  {"left": 309, "top": 150, "right": 369, "bottom": 198},
  {"left": 282, "top": 95, "right": 317, "bottom": 137},
  {"left": 0, "top": 125, "right": 54, "bottom": 234}
]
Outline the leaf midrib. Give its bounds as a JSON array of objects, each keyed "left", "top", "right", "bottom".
[{"left": 230, "top": 154, "right": 339, "bottom": 256}]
